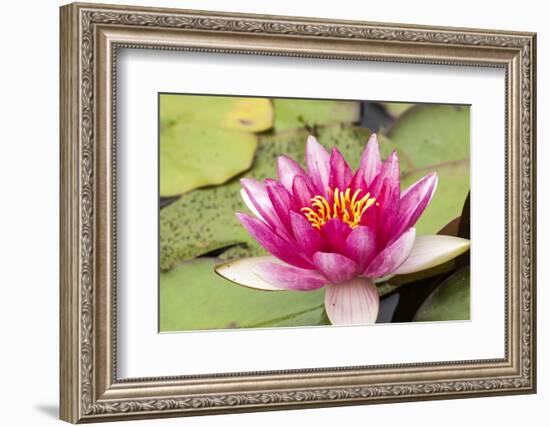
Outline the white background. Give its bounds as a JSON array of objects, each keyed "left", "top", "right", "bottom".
[
  {"left": 0, "top": 0, "right": 546, "bottom": 426},
  {"left": 118, "top": 50, "right": 504, "bottom": 377}
]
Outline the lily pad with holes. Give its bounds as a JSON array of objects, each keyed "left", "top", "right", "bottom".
[{"left": 273, "top": 98, "right": 360, "bottom": 131}]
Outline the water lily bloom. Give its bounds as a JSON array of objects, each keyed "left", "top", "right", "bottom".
[{"left": 216, "top": 134, "right": 470, "bottom": 325}]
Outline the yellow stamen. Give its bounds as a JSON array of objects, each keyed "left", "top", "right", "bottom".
[{"left": 300, "top": 187, "right": 377, "bottom": 230}]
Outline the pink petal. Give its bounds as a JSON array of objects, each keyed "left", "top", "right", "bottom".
[
  {"left": 236, "top": 213, "right": 312, "bottom": 269},
  {"left": 240, "top": 178, "right": 286, "bottom": 231},
  {"left": 320, "top": 218, "right": 351, "bottom": 253},
  {"left": 343, "top": 226, "right": 377, "bottom": 271},
  {"left": 324, "top": 277, "right": 379, "bottom": 325},
  {"left": 364, "top": 228, "right": 416, "bottom": 277},
  {"left": 349, "top": 168, "right": 367, "bottom": 194},
  {"left": 312, "top": 252, "right": 358, "bottom": 284},
  {"left": 254, "top": 262, "right": 328, "bottom": 291},
  {"left": 363, "top": 151, "right": 401, "bottom": 240},
  {"left": 360, "top": 134, "right": 382, "bottom": 186},
  {"left": 265, "top": 179, "right": 296, "bottom": 234},
  {"left": 328, "top": 147, "right": 353, "bottom": 190},
  {"left": 291, "top": 174, "right": 317, "bottom": 208},
  {"left": 277, "top": 155, "right": 306, "bottom": 192},
  {"left": 369, "top": 150, "right": 400, "bottom": 198},
  {"left": 376, "top": 178, "right": 401, "bottom": 246},
  {"left": 392, "top": 172, "right": 438, "bottom": 239},
  {"left": 361, "top": 178, "right": 397, "bottom": 235},
  {"left": 290, "top": 211, "right": 326, "bottom": 257},
  {"left": 306, "top": 135, "right": 330, "bottom": 196}
]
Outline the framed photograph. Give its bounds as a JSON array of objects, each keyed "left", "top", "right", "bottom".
[{"left": 60, "top": 2, "right": 537, "bottom": 423}]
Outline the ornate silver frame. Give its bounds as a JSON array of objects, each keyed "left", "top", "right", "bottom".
[{"left": 60, "top": 2, "right": 537, "bottom": 423}]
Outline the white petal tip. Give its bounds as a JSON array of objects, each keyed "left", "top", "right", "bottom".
[
  {"left": 239, "top": 188, "right": 265, "bottom": 222},
  {"left": 307, "top": 135, "right": 318, "bottom": 143},
  {"left": 215, "top": 256, "right": 286, "bottom": 291},
  {"left": 393, "top": 235, "right": 470, "bottom": 275}
]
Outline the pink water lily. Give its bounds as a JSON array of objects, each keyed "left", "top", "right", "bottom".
[{"left": 216, "top": 134, "right": 469, "bottom": 325}]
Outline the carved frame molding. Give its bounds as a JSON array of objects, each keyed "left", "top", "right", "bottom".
[{"left": 60, "top": 2, "right": 536, "bottom": 423}]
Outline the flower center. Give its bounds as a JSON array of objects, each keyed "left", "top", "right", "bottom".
[{"left": 300, "top": 188, "right": 377, "bottom": 230}]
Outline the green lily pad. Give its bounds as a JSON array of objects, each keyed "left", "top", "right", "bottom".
[
  {"left": 159, "top": 258, "right": 327, "bottom": 331},
  {"left": 160, "top": 94, "right": 274, "bottom": 132},
  {"left": 273, "top": 98, "right": 360, "bottom": 131},
  {"left": 160, "top": 124, "right": 258, "bottom": 197},
  {"left": 413, "top": 267, "right": 470, "bottom": 322},
  {"left": 160, "top": 125, "right": 380, "bottom": 270},
  {"left": 388, "top": 104, "right": 470, "bottom": 172},
  {"left": 388, "top": 104, "right": 470, "bottom": 235}
]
